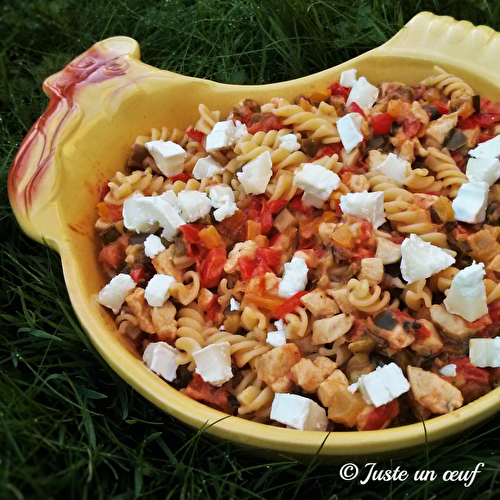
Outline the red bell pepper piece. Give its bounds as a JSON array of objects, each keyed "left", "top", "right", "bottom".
[
  {"left": 371, "top": 112, "right": 395, "bottom": 135},
  {"left": 452, "top": 357, "right": 490, "bottom": 385},
  {"left": 431, "top": 100, "right": 449, "bottom": 115},
  {"left": 199, "top": 247, "right": 227, "bottom": 288},
  {"left": 328, "top": 82, "right": 350, "bottom": 100},
  {"left": 363, "top": 400, "right": 399, "bottom": 431},
  {"left": 256, "top": 246, "right": 282, "bottom": 269},
  {"left": 273, "top": 290, "right": 309, "bottom": 319},
  {"left": 266, "top": 199, "right": 288, "bottom": 214},
  {"left": 186, "top": 128, "right": 206, "bottom": 143},
  {"left": 346, "top": 101, "right": 366, "bottom": 118}
]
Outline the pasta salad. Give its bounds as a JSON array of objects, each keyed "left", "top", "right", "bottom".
[{"left": 96, "top": 66, "right": 500, "bottom": 432}]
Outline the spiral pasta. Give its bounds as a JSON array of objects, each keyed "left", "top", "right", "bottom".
[
  {"left": 96, "top": 66, "right": 500, "bottom": 432},
  {"left": 424, "top": 147, "right": 468, "bottom": 198},
  {"left": 420, "top": 65, "right": 475, "bottom": 100},
  {"left": 402, "top": 279, "right": 433, "bottom": 311}
]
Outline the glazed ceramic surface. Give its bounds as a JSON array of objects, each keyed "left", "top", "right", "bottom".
[{"left": 9, "top": 12, "right": 500, "bottom": 464}]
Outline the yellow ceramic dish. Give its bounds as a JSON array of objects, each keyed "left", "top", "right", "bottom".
[{"left": 9, "top": 12, "right": 500, "bottom": 464}]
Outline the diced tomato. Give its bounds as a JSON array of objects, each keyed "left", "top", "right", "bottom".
[
  {"left": 474, "top": 112, "right": 500, "bottom": 127},
  {"left": 363, "top": 400, "right": 399, "bottom": 431},
  {"left": 457, "top": 116, "right": 478, "bottom": 130},
  {"left": 129, "top": 263, "right": 155, "bottom": 287},
  {"left": 97, "top": 201, "right": 123, "bottom": 223},
  {"left": 246, "top": 195, "right": 274, "bottom": 235},
  {"left": 256, "top": 246, "right": 282, "bottom": 269},
  {"left": 205, "top": 293, "right": 222, "bottom": 322},
  {"left": 351, "top": 246, "right": 376, "bottom": 263},
  {"left": 199, "top": 247, "right": 227, "bottom": 289},
  {"left": 260, "top": 211, "right": 273, "bottom": 235},
  {"left": 179, "top": 223, "right": 204, "bottom": 259},
  {"left": 467, "top": 313, "right": 492, "bottom": 333},
  {"left": 452, "top": 357, "right": 490, "bottom": 385},
  {"left": 431, "top": 100, "right": 449, "bottom": 115},
  {"left": 247, "top": 113, "right": 286, "bottom": 134},
  {"left": 480, "top": 98, "right": 500, "bottom": 114},
  {"left": 312, "top": 142, "right": 343, "bottom": 160},
  {"left": 273, "top": 290, "right": 309, "bottom": 319},
  {"left": 129, "top": 267, "right": 145, "bottom": 284},
  {"left": 179, "top": 223, "right": 203, "bottom": 244},
  {"left": 328, "top": 82, "right": 350, "bottom": 100},
  {"left": 266, "top": 199, "right": 288, "bottom": 214},
  {"left": 184, "top": 373, "right": 235, "bottom": 413},
  {"left": 414, "top": 321, "right": 432, "bottom": 340},
  {"left": 216, "top": 210, "right": 248, "bottom": 242},
  {"left": 238, "top": 256, "right": 257, "bottom": 281},
  {"left": 238, "top": 255, "right": 271, "bottom": 280},
  {"left": 169, "top": 173, "right": 193, "bottom": 183},
  {"left": 98, "top": 233, "right": 129, "bottom": 270},
  {"left": 402, "top": 115, "right": 421, "bottom": 138},
  {"left": 290, "top": 194, "right": 314, "bottom": 215},
  {"left": 346, "top": 101, "right": 366, "bottom": 118},
  {"left": 185, "top": 127, "right": 205, "bottom": 143},
  {"left": 371, "top": 112, "right": 395, "bottom": 135},
  {"left": 489, "top": 304, "right": 500, "bottom": 323}
]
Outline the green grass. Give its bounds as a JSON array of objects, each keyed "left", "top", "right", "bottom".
[{"left": 3, "top": 0, "right": 500, "bottom": 498}]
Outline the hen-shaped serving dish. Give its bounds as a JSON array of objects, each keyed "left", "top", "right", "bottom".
[{"left": 9, "top": 12, "right": 500, "bottom": 464}]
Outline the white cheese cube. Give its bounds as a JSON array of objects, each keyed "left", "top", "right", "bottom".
[
  {"left": 192, "top": 156, "right": 225, "bottom": 180},
  {"left": 400, "top": 233, "right": 455, "bottom": 284},
  {"left": 234, "top": 120, "right": 249, "bottom": 141},
  {"left": 274, "top": 319, "right": 285, "bottom": 330},
  {"left": 177, "top": 190, "right": 212, "bottom": 222},
  {"left": 468, "top": 134, "right": 500, "bottom": 159},
  {"left": 452, "top": 181, "right": 489, "bottom": 224},
  {"left": 229, "top": 298, "right": 240, "bottom": 311},
  {"left": 357, "top": 363, "right": 410, "bottom": 407},
  {"left": 266, "top": 329, "right": 287, "bottom": 348},
  {"left": 337, "top": 113, "right": 363, "bottom": 154},
  {"left": 439, "top": 364, "right": 457, "bottom": 377},
  {"left": 205, "top": 120, "right": 238, "bottom": 152},
  {"left": 279, "top": 133, "right": 301, "bottom": 152},
  {"left": 443, "top": 262, "right": 488, "bottom": 322},
  {"left": 192, "top": 342, "right": 233, "bottom": 387},
  {"left": 237, "top": 150, "right": 273, "bottom": 195},
  {"left": 144, "top": 234, "right": 166, "bottom": 259},
  {"left": 213, "top": 202, "right": 238, "bottom": 222},
  {"left": 159, "top": 190, "right": 182, "bottom": 213},
  {"left": 339, "top": 68, "right": 357, "bottom": 88},
  {"left": 293, "top": 163, "right": 341, "bottom": 202},
  {"left": 278, "top": 257, "right": 309, "bottom": 298},
  {"left": 270, "top": 393, "right": 328, "bottom": 431},
  {"left": 122, "top": 193, "right": 185, "bottom": 241},
  {"left": 209, "top": 184, "right": 235, "bottom": 206},
  {"left": 98, "top": 273, "right": 136, "bottom": 314},
  {"left": 466, "top": 157, "right": 500, "bottom": 186},
  {"left": 144, "top": 274, "right": 176, "bottom": 307},
  {"left": 122, "top": 193, "right": 160, "bottom": 234},
  {"left": 346, "top": 76, "right": 379, "bottom": 109},
  {"left": 376, "top": 152, "right": 409, "bottom": 186},
  {"left": 301, "top": 192, "right": 326, "bottom": 209},
  {"left": 209, "top": 185, "right": 238, "bottom": 221},
  {"left": 469, "top": 337, "right": 500, "bottom": 367},
  {"left": 347, "top": 382, "right": 359, "bottom": 394},
  {"left": 339, "top": 190, "right": 385, "bottom": 228},
  {"left": 145, "top": 140, "right": 186, "bottom": 177},
  {"left": 143, "top": 341, "right": 180, "bottom": 381},
  {"left": 155, "top": 196, "right": 186, "bottom": 241}
]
